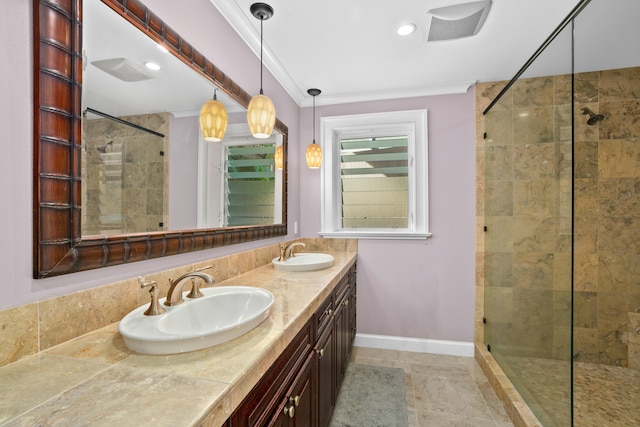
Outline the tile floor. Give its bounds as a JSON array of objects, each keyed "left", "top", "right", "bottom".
[
  {"left": 497, "top": 353, "right": 640, "bottom": 427},
  {"left": 351, "top": 347, "right": 514, "bottom": 427}
]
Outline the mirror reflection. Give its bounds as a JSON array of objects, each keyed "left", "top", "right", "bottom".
[{"left": 81, "top": 0, "right": 282, "bottom": 237}]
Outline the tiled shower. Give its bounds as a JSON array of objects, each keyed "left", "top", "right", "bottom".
[
  {"left": 81, "top": 112, "right": 169, "bottom": 236},
  {"left": 475, "top": 1, "right": 640, "bottom": 425}
]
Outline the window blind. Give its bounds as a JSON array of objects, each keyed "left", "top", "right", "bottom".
[
  {"left": 225, "top": 144, "right": 276, "bottom": 226},
  {"left": 340, "top": 136, "right": 409, "bottom": 229}
]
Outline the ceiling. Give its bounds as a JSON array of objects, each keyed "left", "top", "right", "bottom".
[
  {"left": 210, "top": 0, "right": 583, "bottom": 106},
  {"left": 84, "top": 0, "right": 640, "bottom": 117}
]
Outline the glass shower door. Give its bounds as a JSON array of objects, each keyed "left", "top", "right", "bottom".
[{"left": 483, "top": 19, "right": 574, "bottom": 426}]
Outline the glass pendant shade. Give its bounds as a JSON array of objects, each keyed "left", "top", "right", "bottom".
[
  {"left": 274, "top": 145, "right": 283, "bottom": 169},
  {"left": 247, "top": 93, "right": 276, "bottom": 138},
  {"left": 306, "top": 88, "right": 322, "bottom": 168},
  {"left": 306, "top": 142, "right": 322, "bottom": 169},
  {"left": 199, "top": 98, "right": 228, "bottom": 142}
]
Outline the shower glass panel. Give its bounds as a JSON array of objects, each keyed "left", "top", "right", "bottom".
[
  {"left": 571, "top": 1, "right": 640, "bottom": 425},
  {"left": 483, "top": 17, "right": 574, "bottom": 427}
]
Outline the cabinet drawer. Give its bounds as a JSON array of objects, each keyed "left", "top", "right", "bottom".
[
  {"left": 314, "top": 294, "right": 333, "bottom": 339},
  {"left": 334, "top": 275, "right": 349, "bottom": 307}
]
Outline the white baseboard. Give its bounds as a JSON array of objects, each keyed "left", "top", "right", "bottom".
[{"left": 353, "top": 333, "right": 474, "bottom": 357}]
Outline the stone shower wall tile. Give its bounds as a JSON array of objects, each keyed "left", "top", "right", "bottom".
[
  {"left": 599, "top": 67, "right": 640, "bottom": 102},
  {"left": 513, "top": 143, "right": 555, "bottom": 180},
  {"left": 573, "top": 71, "right": 599, "bottom": 103},
  {"left": 553, "top": 74, "right": 572, "bottom": 105},
  {"left": 485, "top": 109, "right": 514, "bottom": 146},
  {"left": 484, "top": 146, "right": 513, "bottom": 181},
  {"left": 600, "top": 100, "right": 640, "bottom": 140},
  {"left": 512, "top": 77, "right": 554, "bottom": 108},
  {"left": 484, "top": 181, "right": 513, "bottom": 216},
  {"left": 475, "top": 81, "right": 512, "bottom": 112},
  {"left": 513, "top": 107, "right": 554, "bottom": 145},
  {"left": 599, "top": 138, "right": 640, "bottom": 179}
]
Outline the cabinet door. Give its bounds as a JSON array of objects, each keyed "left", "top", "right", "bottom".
[
  {"left": 334, "top": 298, "right": 348, "bottom": 389},
  {"left": 315, "top": 317, "right": 335, "bottom": 427},
  {"left": 232, "top": 322, "right": 313, "bottom": 427},
  {"left": 269, "top": 352, "right": 315, "bottom": 427}
]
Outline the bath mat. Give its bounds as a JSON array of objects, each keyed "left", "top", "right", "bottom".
[{"left": 330, "top": 363, "right": 408, "bottom": 427}]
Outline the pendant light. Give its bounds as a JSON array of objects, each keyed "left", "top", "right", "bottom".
[
  {"left": 247, "top": 3, "right": 276, "bottom": 139},
  {"left": 199, "top": 89, "right": 228, "bottom": 142},
  {"left": 274, "top": 144, "right": 284, "bottom": 170},
  {"left": 306, "top": 88, "right": 322, "bottom": 169}
]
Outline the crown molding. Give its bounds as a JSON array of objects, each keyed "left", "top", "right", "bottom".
[{"left": 299, "top": 81, "right": 476, "bottom": 107}]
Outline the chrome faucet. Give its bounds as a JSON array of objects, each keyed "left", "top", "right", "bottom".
[
  {"left": 165, "top": 271, "right": 214, "bottom": 306},
  {"left": 279, "top": 242, "right": 306, "bottom": 261}
]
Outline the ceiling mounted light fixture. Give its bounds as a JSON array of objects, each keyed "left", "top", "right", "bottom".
[
  {"left": 144, "top": 61, "right": 160, "bottom": 71},
  {"left": 199, "top": 88, "right": 228, "bottom": 142},
  {"left": 247, "top": 3, "right": 276, "bottom": 139},
  {"left": 305, "top": 88, "right": 322, "bottom": 169},
  {"left": 396, "top": 23, "right": 416, "bottom": 36}
]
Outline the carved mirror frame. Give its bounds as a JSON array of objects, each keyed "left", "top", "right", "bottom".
[{"left": 33, "top": 0, "right": 288, "bottom": 278}]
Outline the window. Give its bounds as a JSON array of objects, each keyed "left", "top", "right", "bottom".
[
  {"left": 225, "top": 144, "right": 276, "bottom": 226},
  {"left": 197, "top": 124, "right": 282, "bottom": 228},
  {"left": 320, "top": 110, "right": 430, "bottom": 239}
]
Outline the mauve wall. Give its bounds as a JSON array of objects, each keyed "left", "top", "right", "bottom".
[
  {"left": 299, "top": 93, "right": 477, "bottom": 342},
  {"left": 0, "top": 0, "right": 299, "bottom": 309}
]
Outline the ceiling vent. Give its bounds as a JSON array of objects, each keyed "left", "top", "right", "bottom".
[
  {"left": 91, "top": 58, "right": 155, "bottom": 82},
  {"left": 424, "top": 0, "right": 492, "bottom": 42}
]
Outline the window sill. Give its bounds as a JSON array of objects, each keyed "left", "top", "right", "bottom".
[{"left": 319, "top": 231, "right": 432, "bottom": 240}]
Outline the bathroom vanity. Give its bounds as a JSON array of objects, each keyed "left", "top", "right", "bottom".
[
  {"left": 228, "top": 262, "right": 356, "bottom": 426},
  {"left": 1, "top": 251, "right": 357, "bottom": 426}
]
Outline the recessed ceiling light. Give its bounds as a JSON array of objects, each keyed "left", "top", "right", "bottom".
[
  {"left": 396, "top": 23, "right": 416, "bottom": 36},
  {"left": 144, "top": 61, "right": 161, "bottom": 71}
]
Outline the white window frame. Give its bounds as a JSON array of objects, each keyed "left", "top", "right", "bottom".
[{"left": 320, "top": 110, "right": 431, "bottom": 239}]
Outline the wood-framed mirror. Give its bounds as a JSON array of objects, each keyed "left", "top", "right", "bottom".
[{"left": 33, "top": 0, "right": 288, "bottom": 278}]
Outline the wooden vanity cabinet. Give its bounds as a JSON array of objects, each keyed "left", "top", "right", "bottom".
[
  {"left": 230, "top": 321, "right": 315, "bottom": 427},
  {"left": 228, "top": 263, "right": 357, "bottom": 427}
]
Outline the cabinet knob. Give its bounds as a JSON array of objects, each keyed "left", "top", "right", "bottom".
[
  {"left": 283, "top": 405, "right": 295, "bottom": 418},
  {"left": 290, "top": 395, "right": 300, "bottom": 407},
  {"left": 342, "top": 299, "right": 349, "bottom": 306},
  {"left": 318, "top": 348, "right": 325, "bottom": 359}
]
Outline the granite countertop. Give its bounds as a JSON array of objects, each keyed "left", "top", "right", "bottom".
[{"left": 0, "top": 252, "right": 357, "bottom": 427}]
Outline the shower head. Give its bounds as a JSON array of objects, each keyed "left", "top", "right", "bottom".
[
  {"left": 580, "top": 107, "right": 605, "bottom": 126},
  {"left": 96, "top": 140, "right": 114, "bottom": 153}
]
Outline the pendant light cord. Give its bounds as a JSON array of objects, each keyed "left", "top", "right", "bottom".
[
  {"left": 312, "top": 95, "right": 316, "bottom": 144},
  {"left": 259, "top": 18, "right": 264, "bottom": 95}
]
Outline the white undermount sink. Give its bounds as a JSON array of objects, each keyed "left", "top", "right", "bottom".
[
  {"left": 118, "top": 286, "right": 274, "bottom": 355},
  {"left": 272, "top": 253, "right": 334, "bottom": 272}
]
